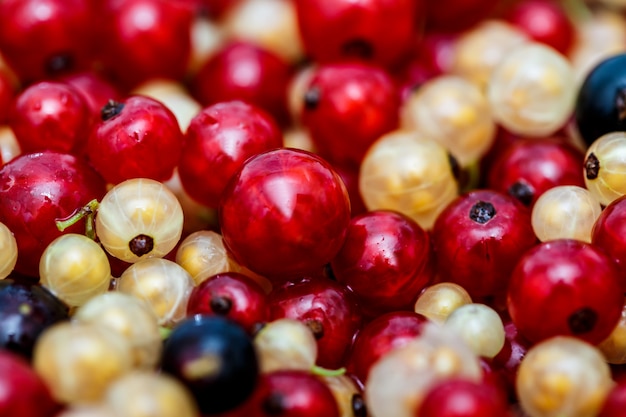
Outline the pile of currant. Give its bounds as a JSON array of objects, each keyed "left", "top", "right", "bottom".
[{"left": 4, "top": 0, "right": 626, "bottom": 416}]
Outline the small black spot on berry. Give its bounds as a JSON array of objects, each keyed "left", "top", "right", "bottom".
[
  {"left": 101, "top": 99, "right": 125, "bottom": 121},
  {"left": 262, "top": 392, "right": 285, "bottom": 415},
  {"left": 508, "top": 181, "right": 534, "bottom": 206},
  {"left": 128, "top": 234, "right": 154, "bottom": 257},
  {"left": 352, "top": 394, "right": 367, "bottom": 417},
  {"left": 210, "top": 296, "right": 233, "bottom": 315},
  {"left": 45, "top": 53, "right": 74, "bottom": 75},
  {"left": 469, "top": 201, "right": 497, "bottom": 224},
  {"left": 341, "top": 38, "right": 374, "bottom": 59},
  {"left": 585, "top": 153, "right": 600, "bottom": 180},
  {"left": 304, "top": 87, "right": 321, "bottom": 110},
  {"left": 568, "top": 307, "right": 597, "bottom": 334}
]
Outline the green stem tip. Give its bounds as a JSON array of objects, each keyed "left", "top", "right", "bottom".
[
  {"left": 55, "top": 199, "right": 100, "bottom": 240},
  {"left": 311, "top": 365, "right": 346, "bottom": 377}
]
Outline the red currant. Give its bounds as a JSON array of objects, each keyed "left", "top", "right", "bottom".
[{"left": 592, "top": 195, "right": 626, "bottom": 291}]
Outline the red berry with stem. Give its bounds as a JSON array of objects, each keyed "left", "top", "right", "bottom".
[
  {"left": 0, "top": 350, "right": 60, "bottom": 417},
  {"left": 192, "top": 41, "right": 293, "bottom": 126},
  {"left": 592, "top": 195, "right": 626, "bottom": 291},
  {"left": 347, "top": 311, "right": 429, "bottom": 385},
  {"left": 300, "top": 63, "right": 400, "bottom": 167},
  {"left": 502, "top": 0, "right": 575, "bottom": 55},
  {"left": 9, "top": 81, "right": 91, "bottom": 154},
  {"left": 432, "top": 190, "right": 537, "bottom": 301},
  {"left": 268, "top": 276, "right": 362, "bottom": 369},
  {"left": 98, "top": 0, "right": 194, "bottom": 90},
  {"left": 186, "top": 272, "right": 269, "bottom": 334},
  {"left": 486, "top": 137, "right": 585, "bottom": 207},
  {"left": 0, "top": 151, "right": 107, "bottom": 278},
  {"left": 507, "top": 239, "right": 624, "bottom": 345},
  {"left": 330, "top": 210, "right": 435, "bottom": 318},
  {"left": 0, "top": 0, "right": 96, "bottom": 83},
  {"left": 295, "top": 0, "right": 423, "bottom": 68},
  {"left": 178, "top": 100, "right": 283, "bottom": 208},
  {"left": 416, "top": 377, "right": 512, "bottom": 417},
  {"left": 219, "top": 148, "right": 351, "bottom": 280},
  {"left": 86, "top": 95, "right": 184, "bottom": 184}
]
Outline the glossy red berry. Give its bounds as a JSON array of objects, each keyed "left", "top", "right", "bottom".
[
  {"left": 300, "top": 63, "right": 400, "bottom": 167},
  {"left": 0, "top": 350, "right": 60, "bottom": 417},
  {"left": 417, "top": 377, "right": 511, "bottom": 417},
  {"left": 425, "top": 0, "right": 498, "bottom": 33},
  {"left": 9, "top": 81, "right": 91, "bottom": 154},
  {"left": 219, "top": 148, "right": 351, "bottom": 280},
  {"left": 295, "top": 0, "right": 423, "bottom": 68},
  {"left": 268, "top": 276, "right": 362, "bottom": 369},
  {"left": 86, "top": 95, "right": 184, "bottom": 184},
  {"left": 99, "top": 0, "right": 194, "bottom": 89},
  {"left": 347, "top": 311, "right": 429, "bottom": 385},
  {"left": 61, "top": 71, "right": 123, "bottom": 127},
  {"left": 0, "top": 70, "right": 16, "bottom": 125},
  {"left": 331, "top": 210, "right": 435, "bottom": 318},
  {"left": 599, "top": 381, "right": 626, "bottom": 417},
  {"left": 178, "top": 101, "right": 283, "bottom": 208},
  {"left": 507, "top": 239, "right": 623, "bottom": 345},
  {"left": 186, "top": 272, "right": 269, "bottom": 334},
  {"left": 592, "top": 195, "right": 626, "bottom": 291},
  {"left": 502, "top": 0, "right": 575, "bottom": 54},
  {"left": 432, "top": 190, "right": 537, "bottom": 300},
  {"left": 192, "top": 41, "right": 293, "bottom": 126},
  {"left": 0, "top": 0, "right": 96, "bottom": 82},
  {"left": 491, "top": 320, "right": 531, "bottom": 402},
  {"left": 486, "top": 137, "right": 585, "bottom": 207},
  {"left": 0, "top": 151, "right": 107, "bottom": 277}
]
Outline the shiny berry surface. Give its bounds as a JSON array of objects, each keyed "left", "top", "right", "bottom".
[
  {"left": 219, "top": 148, "right": 351, "bottom": 280},
  {"left": 592, "top": 195, "right": 626, "bottom": 291},
  {"left": 300, "top": 63, "right": 400, "bottom": 167},
  {"left": 61, "top": 71, "right": 123, "bottom": 126},
  {"left": 178, "top": 100, "right": 283, "bottom": 208},
  {"left": 417, "top": 377, "right": 511, "bottom": 417},
  {"left": 486, "top": 137, "right": 585, "bottom": 207},
  {"left": 331, "top": 210, "right": 435, "bottom": 317},
  {"left": 0, "top": 0, "right": 96, "bottom": 82},
  {"left": 0, "top": 151, "right": 107, "bottom": 277},
  {"left": 86, "top": 96, "right": 184, "bottom": 184},
  {"left": 192, "top": 41, "right": 293, "bottom": 126},
  {"left": 432, "top": 190, "right": 537, "bottom": 300},
  {"left": 268, "top": 276, "right": 362, "bottom": 369},
  {"left": 599, "top": 381, "right": 626, "bottom": 417},
  {"left": 0, "top": 350, "right": 60, "bottom": 417},
  {"left": 507, "top": 239, "right": 623, "bottom": 344},
  {"left": 347, "top": 311, "right": 429, "bottom": 385},
  {"left": 98, "top": 0, "right": 194, "bottom": 89},
  {"left": 9, "top": 81, "right": 90, "bottom": 154},
  {"left": 575, "top": 52, "right": 626, "bottom": 147},
  {"left": 0, "top": 279, "right": 69, "bottom": 358},
  {"left": 160, "top": 315, "right": 259, "bottom": 415},
  {"left": 0, "top": 70, "right": 15, "bottom": 125},
  {"left": 295, "top": 0, "right": 422, "bottom": 68},
  {"left": 186, "top": 272, "right": 269, "bottom": 334}
]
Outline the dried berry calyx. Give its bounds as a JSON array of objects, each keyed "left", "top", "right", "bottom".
[
  {"left": 100, "top": 99, "right": 125, "bottom": 121},
  {"left": 304, "top": 87, "right": 321, "bottom": 110},
  {"left": 469, "top": 201, "right": 497, "bottom": 224},
  {"left": 128, "top": 234, "right": 154, "bottom": 257},
  {"left": 568, "top": 307, "right": 598, "bottom": 335},
  {"left": 210, "top": 296, "right": 233, "bottom": 315},
  {"left": 508, "top": 181, "right": 534, "bottom": 206},
  {"left": 585, "top": 153, "right": 600, "bottom": 180}
]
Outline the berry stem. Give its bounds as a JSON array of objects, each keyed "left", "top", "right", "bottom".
[
  {"left": 55, "top": 199, "right": 100, "bottom": 240},
  {"left": 310, "top": 365, "right": 346, "bottom": 377}
]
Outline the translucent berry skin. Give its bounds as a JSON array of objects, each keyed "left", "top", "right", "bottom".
[
  {"left": 503, "top": 0, "right": 575, "bottom": 54},
  {"left": 417, "top": 378, "right": 511, "bottom": 417},
  {"left": 192, "top": 41, "right": 293, "bottom": 126},
  {"left": 592, "top": 195, "right": 626, "bottom": 291},
  {"left": 219, "top": 148, "right": 351, "bottom": 280},
  {"left": 432, "top": 190, "right": 537, "bottom": 300},
  {"left": 238, "top": 371, "right": 341, "bottom": 417},
  {"left": 507, "top": 239, "right": 623, "bottom": 345},
  {"left": 347, "top": 311, "right": 429, "bottom": 385},
  {"left": 99, "top": 0, "right": 193, "bottom": 89},
  {"left": 9, "top": 81, "right": 91, "bottom": 154},
  {"left": 160, "top": 315, "right": 259, "bottom": 415},
  {"left": 86, "top": 96, "right": 184, "bottom": 184},
  {"left": 294, "top": 0, "right": 422, "bottom": 68},
  {"left": 268, "top": 276, "right": 362, "bottom": 369},
  {"left": 186, "top": 272, "right": 269, "bottom": 334},
  {"left": 0, "top": 0, "right": 96, "bottom": 82},
  {"left": 0, "top": 151, "right": 107, "bottom": 277},
  {"left": 0, "top": 350, "right": 60, "bottom": 417},
  {"left": 300, "top": 63, "right": 400, "bottom": 167},
  {"left": 178, "top": 101, "right": 283, "bottom": 208},
  {"left": 486, "top": 137, "right": 585, "bottom": 207},
  {"left": 575, "top": 53, "right": 626, "bottom": 147},
  {"left": 0, "top": 279, "right": 69, "bottom": 359},
  {"left": 331, "top": 210, "right": 435, "bottom": 317}
]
